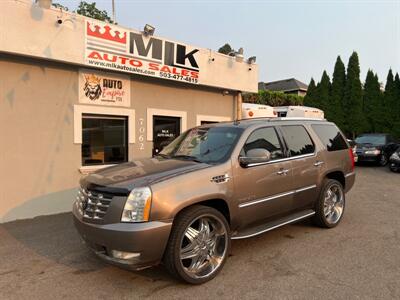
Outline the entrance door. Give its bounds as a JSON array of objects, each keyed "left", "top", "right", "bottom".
[{"left": 153, "top": 116, "right": 181, "bottom": 156}]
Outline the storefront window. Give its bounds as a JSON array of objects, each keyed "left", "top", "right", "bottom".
[{"left": 82, "top": 114, "right": 128, "bottom": 166}]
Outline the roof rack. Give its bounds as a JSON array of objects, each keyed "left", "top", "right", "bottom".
[{"left": 236, "top": 117, "right": 326, "bottom": 122}]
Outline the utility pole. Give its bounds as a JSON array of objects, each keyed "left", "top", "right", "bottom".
[{"left": 112, "top": 0, "right": 116, "bottom": 23}]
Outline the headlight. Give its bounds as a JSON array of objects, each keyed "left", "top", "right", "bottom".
[
  {"left": 391, "top": 152, "right": 400, "bottom": 160},
  {"left": 121, "top": 187, "right": 152, "bottom": 222},
  {"left": 365, "top": 149, "right": 381, "bottom": 155}
]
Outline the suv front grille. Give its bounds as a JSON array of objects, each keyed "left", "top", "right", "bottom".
[{"left": 77, "top": 187, "right": 112, "bottom": 220}]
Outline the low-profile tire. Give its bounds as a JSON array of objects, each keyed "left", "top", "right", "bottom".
[
  {"left": 378, "top": 154, "right": 388, "bottom": 166},
  {"left": 312, "top": 179, "right": 345, "bottom": 228},
  {"left": 163, "top": 205, "right": 230, "bottom": 284}
]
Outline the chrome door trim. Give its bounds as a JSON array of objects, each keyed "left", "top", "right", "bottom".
[
  {"left": 246, "top": 152, "right": 316, "bottom": 167},
  {"left": 345, "top": 171, "right": 355, "bottom": 178},
  {"left": 238, "top": 184, "right": 317, "bottom": 208},
  {"left": 231, "top": 211, "right": 316, "bottom": 239},
  {"left": 295, "top": 184, "right": 317, "bottom": 193}
]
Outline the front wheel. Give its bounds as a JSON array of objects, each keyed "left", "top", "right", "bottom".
[
  {"left": 378, "top": 154, "right": 388, "bottom": 166},
  {"left": 163, "top": 205, "right": 230, "bottom": 284},
  {"left": 312, "top": 179, "right": 345, "bottom": 228}
]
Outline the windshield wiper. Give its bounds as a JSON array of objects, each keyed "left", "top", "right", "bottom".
[
  {"left": 156, "top": 153, "right": 171, "bottom": 159},
  {"left": 171, "top": 155, "right": 203, "bottom": 163}
]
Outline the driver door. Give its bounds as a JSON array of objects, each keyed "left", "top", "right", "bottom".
[{"left": 232, "top": 126, "right": 294, "bottom": 227}]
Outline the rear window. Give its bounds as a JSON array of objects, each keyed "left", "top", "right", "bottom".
[
  {"left": 281, "top": 125, "right": 315, "bottom": 156},
  {"left": 312, "top": 124, "right": 348, "bottom": 151}
]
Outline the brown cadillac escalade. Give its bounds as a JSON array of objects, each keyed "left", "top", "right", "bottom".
[{"left": 73, "top": 118, "right": 356, "bottom": 284}]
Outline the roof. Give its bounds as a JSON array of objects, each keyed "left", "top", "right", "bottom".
[{"left": 259, "top": 78, "right": 308, "bottom": 92}]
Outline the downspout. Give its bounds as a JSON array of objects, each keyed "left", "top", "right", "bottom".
[{"left": 236, "top": 91, "right": 243, "bottom": 120}]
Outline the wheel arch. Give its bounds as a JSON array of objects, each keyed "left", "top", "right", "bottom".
[{"left": 324, "top": 170, "right": 346, "bottom": 189}]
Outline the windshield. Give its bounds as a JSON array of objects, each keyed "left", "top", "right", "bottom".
[
  {"left": 159, "top": 126, "right": 243, "bottom": 164},
  {"left": 355, "top": 135, "right": 386, "bottom": 145}
]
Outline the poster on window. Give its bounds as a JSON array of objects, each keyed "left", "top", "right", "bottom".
[{"left": 79, "top": 69, "right": 131, "bottom": 107}]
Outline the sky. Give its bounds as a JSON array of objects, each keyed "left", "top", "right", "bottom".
[{"left": 56, "top": 0, "right": 400, "bottom": 85}]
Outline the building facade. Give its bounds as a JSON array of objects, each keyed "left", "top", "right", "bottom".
[{"left": 0, "top": 0, "right": 257, "bottom": 222}]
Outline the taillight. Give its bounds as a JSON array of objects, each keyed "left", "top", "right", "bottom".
[{"left": 349, "top": 148, "right": 355, "bottom": 171}]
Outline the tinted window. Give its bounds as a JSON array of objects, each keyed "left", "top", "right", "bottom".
[
  {"left": 82, "top": 115, "right": 128, "bottom": 166},
  {"left": 281, "top": 125, "right": 315, "bottom": 156},
  {"left": 242, "top": 127, "right": 284, "bottom": 160},
  {"left": 160, "top": 126, "right": 243, "bottom": 164},
  {"left": 355, "top": 135, "right": 386, "bottom": 145},
  {"left": 312, "top": 124, "right": 348, "bottom": 151}
]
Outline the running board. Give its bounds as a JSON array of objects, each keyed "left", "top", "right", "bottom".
[{"left": 231, "top": 209, "right": 315, "bottom": 240}]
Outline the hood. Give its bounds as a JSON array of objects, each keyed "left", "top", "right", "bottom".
[{"left": 81, "top": 157, "right": 210, "bottom": 191}]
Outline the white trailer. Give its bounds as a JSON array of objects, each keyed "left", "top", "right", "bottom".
[
  {"left": 273, "top": 106, "right": 324, "bottom": 119},
  {"left": 242, "top": 103, "right": 277, "bottom": 119}
]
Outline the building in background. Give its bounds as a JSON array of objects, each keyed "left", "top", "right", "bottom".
[
  {"left": 259, "top": 78, "right": 308, "bottom": 96},
  {"left": 0, "top": 0, "right": 257, "bottom": 222}
]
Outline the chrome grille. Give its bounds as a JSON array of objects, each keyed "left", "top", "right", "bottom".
[{"left": 76, "top": 187, "right": 112, "bottom": 220}]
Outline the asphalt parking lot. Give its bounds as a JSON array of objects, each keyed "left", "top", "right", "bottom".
[{"left": 0, "top": 166, "right": 399, "bottom": 299}]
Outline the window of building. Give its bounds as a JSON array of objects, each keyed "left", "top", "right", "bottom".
[
  {"left": 311, "top": 124, "right": 348, "bottom": 152},
  {"left": 82, "top": 114, "right": 128, "bottom": 166},
  {"left": 241, "top": 127, "right": 284, "bottom": 160},
  {"left": 281, "top": 125, "right": 315, "bottom": 156}
]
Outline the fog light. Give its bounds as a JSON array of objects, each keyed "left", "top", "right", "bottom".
[{"left": 111, "top": 250, "right": 140, "bottom": 260}]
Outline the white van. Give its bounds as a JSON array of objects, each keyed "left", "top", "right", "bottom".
[
  {"left": 242, "top": 103, "right": 277, "bottom": 119},
  {"left": 274, "top": 106, "right": 324, "bottom": 119}
]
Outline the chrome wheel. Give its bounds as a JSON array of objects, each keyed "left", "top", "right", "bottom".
[
  {"left": 323, "top": 183, "right": 344, "bottom": 224},
  {"left": 179, "top": 214, "right": 228, "bottom": 280}
]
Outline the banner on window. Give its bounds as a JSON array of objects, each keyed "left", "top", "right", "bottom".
[{"left": 79, "top": 69, "right": 131, "bottom": 107}]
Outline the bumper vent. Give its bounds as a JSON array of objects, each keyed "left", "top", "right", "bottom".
[{"left": 77, "top": 187, "right": 112, "bottom": 220}]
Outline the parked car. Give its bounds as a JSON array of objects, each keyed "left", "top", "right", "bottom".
[
  {"left": 354, "top": 133, "right": 398, "bottom": 166},
  {"left": 73, "top": 118, "right": 355, "bottom": 284},
  {"left": 389, "top": 146, "right": 400, "bottom": 172}
]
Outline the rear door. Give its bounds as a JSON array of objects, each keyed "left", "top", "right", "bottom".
[{"left": 279, "top": 125, "right": 322, "bottom": 211}]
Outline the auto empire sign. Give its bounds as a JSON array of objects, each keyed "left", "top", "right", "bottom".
[
  {"left": 79, "top": 69, "right": 131, "bottom": 107},
  {"left": 85, "top": 20, "right": 200, "bottom": 84}
]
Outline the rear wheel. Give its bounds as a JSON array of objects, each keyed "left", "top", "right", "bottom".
[
  {"left": 163, "top": 205, "right": 230, "bottom": 284},
  {"left": 313, "top": 179, "right": 345, "bottom": 228}
]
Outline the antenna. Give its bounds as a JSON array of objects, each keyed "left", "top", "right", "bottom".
[{"left": 112, "top": 0, "right": 116, "bottom": 23}]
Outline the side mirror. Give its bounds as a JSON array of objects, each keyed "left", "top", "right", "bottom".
[{"left": 239, "top": 148, "right": 271, "bottom": 167}]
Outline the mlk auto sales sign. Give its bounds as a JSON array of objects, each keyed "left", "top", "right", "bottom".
[
  {"left": 79, "top": 69, "right": 131, "bottom": 107},
  {"left": 85, "top": 20, "right": 200, "bottom": 84}
]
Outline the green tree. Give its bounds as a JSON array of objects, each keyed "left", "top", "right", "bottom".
[
  {"left": 392, "top": 73, "right": 400, "bottom": 137},
  {"left": 303, "top": 78, "right": 317, "bottom": 107},
  {"left": 363, "top": 70, "right": 383, "bottom": 132},
  {"left": 318, "top": 71, "right": 332, "bottom": 119},
  {"left": 243, "top": 90, "right": 303, "bottom": 106},
  {"left": 383, "top": 69, "right": 396, "bottom": 132},
  {"left": 218, "top": 43, "right": 233, "bottom": 55},
  {"left": 330, "top": 56, "right": 346, "bottom": 130},
  {"left": 52, "top": 3, "right": 69, "bottom": 11},
  {"left": 343, "top": 52, "right": 364, "bottom": 138},
  {"left": 76, "top": 1, "right": 113, "bottom": 23}
]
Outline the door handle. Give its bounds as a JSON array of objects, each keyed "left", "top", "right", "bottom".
[
  {"left": 277, "top": 169, "right": 289, "bottom": 175},
  {"left": 314, "top": 161, "right": 324, "bottom": 167}
]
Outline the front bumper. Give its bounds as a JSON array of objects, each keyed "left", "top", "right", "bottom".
[
  {"left": 356, "top": 153, "right": 380, "bottom": 162},
  {"left": 73, "top": 207, "right": 172, "bottom": 270}
]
